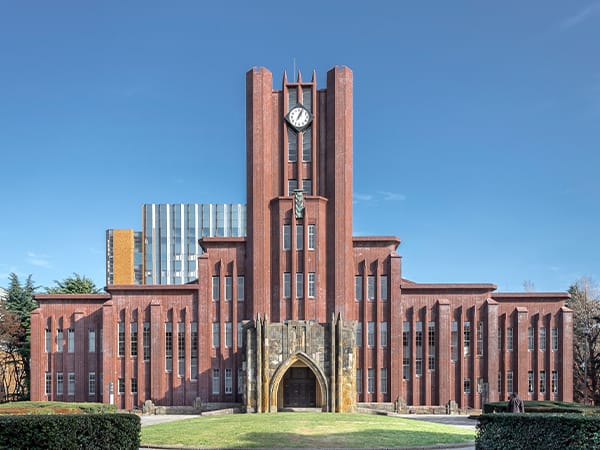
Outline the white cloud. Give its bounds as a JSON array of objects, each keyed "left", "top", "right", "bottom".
[
  {"left": 26, "top": 251, "right": 51, "bottom": 268},
  {"left": 354, "top": 193, "right": 374, "bottom": 201},
  {"left": 560, "top": 2, "right": 600, "bottom": 30},
  {"left": 378, "top": 191, "right": 407, "bottom": 201}
]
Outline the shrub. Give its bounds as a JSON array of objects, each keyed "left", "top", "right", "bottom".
[
  {"left": 476, "top": 414, "right": 600, "bottom": 449},
  {"left": 483, "top": 400, "right": 598, "bottom": 415},
  {"left": 0, "top": 401, "right": 118, "bottom": 415},
  {"left": 0, "top": 413, "right": 140, "bottom": 450}
]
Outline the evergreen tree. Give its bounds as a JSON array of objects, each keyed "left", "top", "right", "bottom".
[{"left": 45, "top": 273, "right": 101, "bottom": 294}]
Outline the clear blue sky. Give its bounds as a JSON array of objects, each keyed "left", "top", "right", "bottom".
[{"left": 1, "top": 1, "right": 598, "bottom": 292}]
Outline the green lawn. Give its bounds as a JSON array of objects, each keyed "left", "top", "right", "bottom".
[{"left": 141, "top": 412, "right": 475, "bottom": 448}]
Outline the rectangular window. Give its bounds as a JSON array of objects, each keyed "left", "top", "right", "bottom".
[
  {"left": 283, "top": 272, "right": 291, "bottom": 298},
  {"left": 302, "top": 88, "right": 311, "bottom": 111},
  {"left": 528, "top": 327, "right": 534, "bottom": 351},
  {"left": 225, "top": 368, "right": 233, "bottom": 394},
  {"left": 131, "top": 378, "right": 138, "bottom": 394},
  {"left": 143, "top": 322, "right": 151, "bottom": 361},
  {"left": 225, "top": 276, "right": 233, "bottom": 301},
  {"left": 308, "top": 272, "right": 316, "bottom": 298},
  {"left": 88, "top": 372, "right": 95, "bottom": 396},
  {"left": 507, "top": 327, "right": 513, "bottom": 352},
  {"left": 528, "top": 370, "right": 534, "bottom": 393},
  {"left": 308, "top": 224, "right": 316, "bottom": 250},
  {"left": 178, "top": 322, "right": 185, "bottom": 376},
  {"left": 367, "top": 368, "right": 375, "bottom": 393},
  {"left": 367, "top": 322, "right": 375, "bottom": 347},
  {"left": 464, "top": 377, "right": 471, "bottom": 394},
  {"left": 212, "top": 323, "right": 220, "bottom": 348},
  {"left": 238, "top": 368, "right": 243, "bottom": 394},
  {"left": 67, "top": 328, "right": 75, "bottom": 353},
  {"left": 367, "top": 276, "right": 375, "bottom": 301},
  {"left": 415, "top": 322, "right": 423, "bottom": 376},
  {"left": 477, "top": 377, "right": 484, "bottom": 394},
  {"left": 237, "top": 276, "right": 245, "bottom": 301},
  {"left": 428, "top": 322, "right": 436, "bottom": 371},
  {"left": 225, "top": 322, "right": 232, "bottom": 348},
  {"left": 130, "top": 323, "right": 138, "bottom": 357},
  {"left": 507, "top": 370, "right": 514, "bottom": 394},
  {"left": 283, "top": 225, "right": 291, "bottom": 250},
  {"left": 288, "top": 87, "right": 297, "bottom": 108},
  {"left": 118, "top": 323, "right": 125, "bottom": 357},
  {"left": 56, "top": 372, "right": 63, "bottom": 395},
  {"left": 463, "top": 321, "right": 471, "bottom": 356},
  {"left": 355, "top": 276, "right": 363, "bottom": 301},
  {"left": 552, "top": 328, "right": 558, "bottom": 351},
  {"left": 551, "top": 370, "right": 558, "bottom": 393},
  {"left": 356, "top": 368, "right": 362, "bottom": 394},
  {"left": 451, "top": 321, "right": 458, "bottom": 362},
  {"left": 296, "top": 272, "right": 304, "bottom": 298},
  {"left": 45, "top": 329, "right": 51, "bottom": 353},
  {"left": 380, "top": 275, "right": 388, "bottom": 301},
  {"left": 540, "top": 327, "right": 547, "bottom": 351},
  {"left": 356, "top": 322, "right": 362, "bottom": 347},
  {"left": 302, "top": 127, "right": 312, "bottom": 161},
  {"left": 57, "top": 329, "right": 63, "bottom": 353},
  {"left": 45, "top": 372, "right": 51, "bottom": 395},
  {"left": 236, "top": 322, "right": 243, "bottom": 349},
  {"left": 403, "top": 322, "right": 410, "bottom": 380},
  {"left": 380, "top": 322, "right": 388, "bottom": 348},
  {"left": 302, "top": 179, "right": 312, "bottom": 195},
  {"left": 497, "top": 372, "right": 502, "bottom": 394},
  {"left": 212, "top": 276, "right": 220, "bottom": 301},
  {"left": 191, "top": 322, "right": 198, "bottom": 379},
  {"left": 118, "top": 377, "right": 125, "bottom": 395},
  {"left": 497, "top": 327, "right": 502, "bottom": 351},
  {"left": 381, "top": 368, "right": 388, "bottom": 394},
  {"left": 288, "top": 179, "right": 298, "bottom": 196},
  {"left": 212, "top": 368, "right": 220, "bottom": 394},
  {"left": 88, "top": 329, "right": 96, "bottom": 353},
  {"left": 540, "top": 370, "right": 546, "bottom": 393},
  {"left": 288, "top": 128, "right": 297, "bottom": 162},
  {"left": 296, "top": 225, "right": 303, "bottom": 250},
  {"left": 477, "top": 321, "right": 484, "bottom": 356},
  {"left": 100, "top": 329, "right": 103, "bottom": 352},
  {"left": 165, "top": 322, "right": 173, "bottom": 372},
  {"left": 68, "top": 372, "right": 75, "bottom": 396}
]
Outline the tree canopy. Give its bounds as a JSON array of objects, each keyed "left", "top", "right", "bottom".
[{"left": 45, "top": 273, "right": 102, "bottom": 294}]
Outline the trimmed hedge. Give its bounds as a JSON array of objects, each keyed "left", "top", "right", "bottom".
[
  {"left": 0, "top": 413, "right": 140, "bottom": 450},
  {"left": 483, "top": 400, "right": 598, "bottom": 415},
  {"left": 0, "top": 401, "right": 118, "bottom": 415},
  {"left": 476, "top": 414, "right": 600, "bottom": 449}
]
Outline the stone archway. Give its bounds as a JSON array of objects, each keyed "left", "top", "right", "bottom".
[{"left": 269, "top": 352, "right": 329, "bottom": 412}]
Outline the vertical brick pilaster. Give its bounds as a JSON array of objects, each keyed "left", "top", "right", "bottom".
[
  {"left": 437, "top": 299, "right": 451, "bottom": 406},
  {"left": 559, "top": 306, "right": 574, "bottom": 402},
  {"left": 515, "top": 307, "right": 529, "bottom": 398},
  {"left": 485, "top": 299, "right": 499, "bottom": 403}
]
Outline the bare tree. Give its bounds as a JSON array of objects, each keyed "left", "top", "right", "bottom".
[{"left": 0, "top": 303, "right": 26, "bottom": 402}]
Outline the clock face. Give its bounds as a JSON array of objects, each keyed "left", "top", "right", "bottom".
[{"left": 286, "top": 105, "right": 312, "bottom": 131}]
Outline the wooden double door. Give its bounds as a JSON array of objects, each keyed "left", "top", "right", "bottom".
[{"left": 283, "top": 367, "right": 316, "bottom": 407}]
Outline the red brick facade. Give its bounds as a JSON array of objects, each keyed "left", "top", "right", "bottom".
[{"left": 30, "top": 66, "right": 573, "bottom": 410}]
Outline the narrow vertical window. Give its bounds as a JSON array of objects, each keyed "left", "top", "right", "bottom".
[
  {"left": 288, "top": 179, "right": 298, "bottom": 195},
  {"left": 212, "top": 368, "right": 220, "bottom": 394},
  {"left": 283, "top": 272, "right": 291, "bottom": 298},
  {"left": 225, "top": 368, "right": 233, "bottom": 394},
  {"left": 57, "top": 329, "right": 64, "bottom": 353},
  {"left": 88, "top": 329, "right": 96, "bottom": 353},
  {"left": 178, "top": 322, "right": 185, "bottom": 376},
  {"left": 367, "top": 322, "right": 375, "bottom": 347},
  {"left": 540, "top": 370, "right": 546, "bottom": 393},
  {"left": 308, "top": 272, "right": 316, "bottom": 298},
  {"left": 237, "top": 322, "right": 243, "bottom": 347},
  {"left": 296, "top": 225, "right": 303, "bottom": 250},
  {"left": 67, "top": 328, "right": 75, "bottom": 353},
  {"left": 367, "top": 276, "right": 375, "bottom": 301},
  {"left": 381, "top": 368, "right": 388, "bottom": 394},
  {"left": 356, "top": 322, "right": 363, "bottom": 347},
  {"left": 540, "top": 327, "right": 546, "bottom": 351},
  {"left": 288, "top": 128, "right": 298, "bottom": 162},
  {"left": 403, "top": 322, "right": 410, "bottom": 380},
  {"left": 165, "top": 322, "right": 173, "bottom": 372},
  {"left": 507, "top": 327, "right": 513, "bottom": 352},
  {"left": 224, "top": 276, "right": 232, "bottom": 301},
  {"left": 212, "top": 323, "right": 220, "bottom": 348},
  {"left": 463, "top": 321, "right": 471, "bottom": 356},
  {"left": 88, "top": 372, "right": 95, "bottom": 396},
  {"left": 118, "top": 323, "right": 125, "bottom": 357},
  {"left": 130, "top": 323, "right": 138, "bottom": 357},
  {"left": 451, "top": 321, "right": 458, "bottom": 362},
  {"left": 143, "top": 322, "right": 151, "bottom": 361},
  {"left": 308, "top": 224, "right": 316, "bottom": 250},
  {"left": 56, "top": 372, "right": 63, "bottom": 395},
  {"left": 528, "top": 371, "right": 534, "bottom": 393},
  {"left": 68, "top": 372, "right": 75, "bottom": 395},
  {"left": 225, "top": 322, "right": 232, "bottom": 348},
  {"left": 45, "top": 329, "right": 51, "bottom": 353},
  {"left": 45, "top": 372, "right": 52, "bottom": 395},
  {"left": 477, "top": 377, "right": 484, "bottom": 394},
  {"left": 237, "top": 276, "right": 245, "bottom": 301},
  {"left": 296, "top": 272, "right": 304, "bottom": 298},
  {"left": 477, "top": 321, "right": 484, "bottom": 356},
  {"left": 131, "top": 378, "right": 138, "bottom": 394},
  {"left": 283, "top": 225, "right": 291, "bottom": 250},
  {"left": 237, "top": 368, "right": 243, "bottom": 394},
  {"left": 302, "top": 179, "right": 312, "bottom": 195},
  {"left": 288, "top": 87, "right": 297, "bottom": 109},
  {"left": 191, "top": 322, "right": 198, "bottom": 379},
  {"left": 528, "top": 327, "right": 534, "bottom": 351},
  {"left": 415, "top": 322, "right": 423, "bottom": 376},
  {"left": 117, "top": 377, "right": 124, "bottom": 395},
  {"left": 380, "top": 322, "right": 388, "bottom": 348},
  {"left": 428, "top": 321, "right": 436, "bottom": 371},
  {"left": 551, "top": 371, "right": 558, "bottom": 393},
  {"left": 212, "top": 276, "right": 220, "bottom": 301},
  {"left": 552, "top": 328, "right": 558, "bottom": 351},
  {"left": 367, "top": 368, "right": 375, "bottom": 393},
  {"left": 497, "top": 327, "right": 502, "bottom": 351},
  {"left": 302, "top": 88, "right": 311, "bottom": 111},
  {"left": 356, "top": 368, "right": 362, "bottom": 394},
  {"left": 464, "top": 377, "right": 471, "bottom": 394},
  {"left": 507, "top": 371, "right": 514, "bottom": 394},
  {"left": 355, "top": 276, "right": 363, "bottom": 301},
  {"left": 497, "top": 372, "right": 502, "bottom": 394},
  {"left": 380, "top": 275, "right": 388, "bottom": 301},
  {"left": 302, "top": 127, "right": 312, "bottom": 162}
]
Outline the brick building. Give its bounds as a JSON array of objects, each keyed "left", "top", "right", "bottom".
[{"left": 30, "top": 66, "right": 573, "bottom": 412}]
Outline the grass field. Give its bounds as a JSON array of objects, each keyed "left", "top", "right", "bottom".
[{"left": 141, "top": 412, "right": 475, "bottom": 448}]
